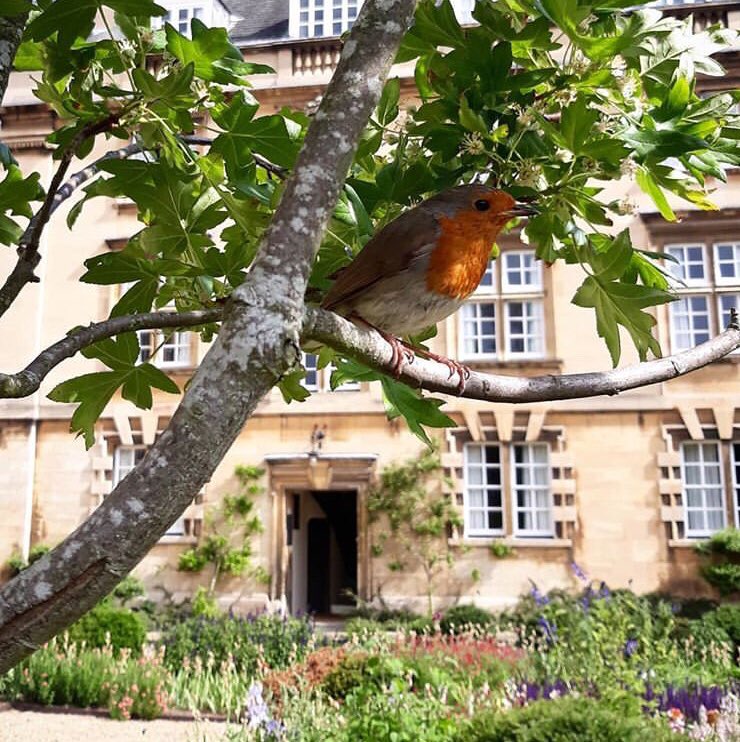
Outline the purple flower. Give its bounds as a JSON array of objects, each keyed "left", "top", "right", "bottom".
[
  {"left": 537, "top": 615, "right": 557, "bottom": 644},
  {"left": 598, "top": 581, "right": 611, "bottom": 600},
  {"left": 571, "top": 562, "right": 588, "bottom": 583},
  {"left": 529, "top": 581, "right": 549, "bottom": 606},
  {"left": 623, "top": 638, "right": 638, "bottom": 658}
]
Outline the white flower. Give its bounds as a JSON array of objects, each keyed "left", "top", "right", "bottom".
[
  {"left": 462, "top": 131, "right": 485, "bottom": 156},
  {"left": 620, "top": 158, "right": 638, "bottom": 177},
  {"left": 516, "top": 161, "right": 545, "bottom": 189},
  {"left": 555, "top": 148, "right": 573, "bottom": 163},
  {"left": 553, "top": 89, "right": 578, "bottom": 107}
]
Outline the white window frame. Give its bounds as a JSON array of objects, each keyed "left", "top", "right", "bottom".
[
  {"left": 301, "top": 352, "right": 361, "bottom": 392},
  {"left": 302, "top": 352, "right": 320, "bottom": 392},
  {"left": 460, "top": 250, "right": 545, "bottom": 362},
  {"left": 732, "top": 441, "right": 740, "bottom": 529},
  {"left": 511, "top": 443, "right": 554, "bottom": 537},
  {"left": 504, "top": 299, "right": 545, "bottom": 359},
  {"left": 463, "top": 443, "right": 504, "bottom": 537},
  {"left": 668, "top": 295, "right": 711, "bottom": 352},
  {"left": 113, "top": 445, "right": 148, "bottom": 486},
  {"left": 680, "top": 441, "right": 726, "bottom": 538},
  {"left": 460, "top": 301, "right": 498, "bottom": 361},
  {"left": 501, "top": 250, "right": 543, "bottom": 293},
  {"left": 473, "top": 259, "right": 496, "bottom": 295},
  {"left": 714, "top": 242, "right": 740, "bottom": 287},
  {"left": 289, "top": 0, "right": 361, "bottom": 39},
  {"left": 664, "top": 243, "right": 709, "bottom": 288},
  {"left": 137, "top": 329, "right": 191, "bottom": 368},
  {"left": 717, "top": 293, "right": 740, "bottom": 354}
]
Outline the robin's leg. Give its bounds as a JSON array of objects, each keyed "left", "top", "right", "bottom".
[
  {"left": 349, "top": 314, "right": 415, "bottom": 378},
  {"left": 403, "top": 343, "right": 471, "bottom": 395}
]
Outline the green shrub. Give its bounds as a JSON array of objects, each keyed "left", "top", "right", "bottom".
[
  {"left": 67, "top": 602, "right": 147, "bottom": 655},
  {"left": 323, "top": 653, "right": 377, "bottom": 699},
  {"left": 440, "top": 604, "right": 494, "bottom": 634},
  {"left": 6, "top": 544, "right": 51, "bottom": 577},
  {"left": 708, "top": 604, "right": 740, "bottom": 645},
  {"left": 0, "top": 637, "right": 169, "bottom": 719},
  {"left": 111, "top": 575, "right": 145, "bottom": 605},
  {"left": 696, "top": 528, "right": 740, "bottom": 596},
  {"left": 461, "top": 697, "right": 681, "bottom": 742},
  {"left": 701, "top": 563, "right": 740, "bottom": 596},
  {"left": 160, "top": 612, "right": 313, "bottom": 675}
]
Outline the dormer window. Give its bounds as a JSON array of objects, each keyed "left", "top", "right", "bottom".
[
  {"left": 290, "top": 0, "right": 360, "bottom": 39},
  {"left": 152, "top": 1, "right": 231, "bottom": 36}
]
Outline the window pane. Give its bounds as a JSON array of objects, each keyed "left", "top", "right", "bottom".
[
  {"left": 505, "top": 300, "right": 543, "bottom": 356},
  {"left": 465, "top": 444, "right": 503, "bottom": 535},
  {"left": 715, "top": 243, "right": 740, "bottom": 282},
  {"left": 461, "top": 302, "right": 497, "bottom": 357},
  {"left": 302, "top": 352, "right": 319, "bottom": 391},
  {"left": 682, "top": 442, "right": 724, "bottom": 536},
  {"left": 670, "top": 296, "right": 711, "bottom": 350},
  {"left": 512, "top": 444, "right": 552, "bottom": 536},
  {"left": 503, "top": 250, "right": 541, "bottom": 291},
  {"left": 666, "top": 244, "right": 706, "bottom": 284}
]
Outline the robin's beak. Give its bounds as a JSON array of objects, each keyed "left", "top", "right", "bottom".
[{"left": 506, "top": 202, "right": 539, "bottom": 217}]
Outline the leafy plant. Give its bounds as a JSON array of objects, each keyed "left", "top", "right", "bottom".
[
  {"left": 0, "top": 636, "right": 169, "bottom": 720},
  {"left": 3, "top": 0, "right": 734, "bottom": 447},
  {"left": 696, "top": 528, "right": 740, "bottom": 596},
  {"left": 440, "top": 604, "right": 494, "bottom": 634},
  {"left": 67, "top": 601, "right": 147, "bottom": 655},
  {"left": 461, "top": 696, "right": 682, "bottom": 742},
  {"left": 5, "top": 543, "right": 50, "bottom": 577},
  {"left": 178, "top": 464, "right": 267, "bottom": 598},
  {"left": 160, "top": 612, "right": 314, "bottom": 675},
  {"left": 489, "top": 540, "right": 513, "bottom": 559},
  {"left": 368, "top": 448, "right": 461, "bottom": 615}
]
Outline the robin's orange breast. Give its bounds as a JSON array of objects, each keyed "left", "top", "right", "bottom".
[{"left": 425, "top": 214, "right": 500, "bottom": 299}]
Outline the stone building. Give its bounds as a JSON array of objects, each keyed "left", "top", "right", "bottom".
[{"left": 0, "top": 0, "right": 738, "bottom": 614}]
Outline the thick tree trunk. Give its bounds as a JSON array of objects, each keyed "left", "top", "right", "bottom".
[
  {"left": 0, "top": 0, "right": 418, "bottom": 674},
  {"left": 0, "top": 11, "right": 26, "bottom": 106}
]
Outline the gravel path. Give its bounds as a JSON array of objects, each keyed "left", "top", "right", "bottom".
[{"left": 0, "top": 707, "right": 230, "bottom": 742}]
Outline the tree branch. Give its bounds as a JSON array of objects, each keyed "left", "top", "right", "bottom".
[
  {"left": 0, "top": 0, "right": 417, "bottom": 674},
  {"left": 183, "top": 135, "right": 286, "bottom": 178},
  {"left": 0, "top": 115, "right": 120, "bottom": 320},
  {"left": 0, "top": 11, "right": 27, "bottom": 106},
  {"left": 305, "top": 307, "right": 740, "bottom": 402},
  {"left": 0, "top": 308, "right": 222, "bottom": 398},
  {"left": 1, "top": 303, "right": 737, "bottom": 405}
]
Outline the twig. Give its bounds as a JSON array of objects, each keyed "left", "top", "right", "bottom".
[
  {"left": 0, "top": 308, "right": 222, "bottom": 399},
  {"left": 0, "top": 115, "right": 120, "bottom": 319},
  {"left": 183, "top": 135, "right": 287, "bottom": 177}
]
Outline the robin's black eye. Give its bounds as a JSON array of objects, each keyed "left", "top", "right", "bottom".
[{"left": 474, "top": 199, "right": 490, "bottom": 212}]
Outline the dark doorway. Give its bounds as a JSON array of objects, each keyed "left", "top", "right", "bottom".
[
  {"left": 305, "top": 490, "right": 357, "bottom": 615},
  {"left": 307, "top": 518, "right": 331, "bottom": 614}
]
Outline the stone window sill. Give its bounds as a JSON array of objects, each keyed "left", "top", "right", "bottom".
[
  {"left": 157, "top": 535, "right": 198, "bottom": 545},
  {"left": 668, "top": 539, "right": 704, "bottom": 549},
  {"left": 451, "top": 537, "right": 572, "bottom": 549}
]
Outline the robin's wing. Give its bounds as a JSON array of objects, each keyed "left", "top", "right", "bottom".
[{"left": 321, "top": 208, "right": 440, "bottom": 312}]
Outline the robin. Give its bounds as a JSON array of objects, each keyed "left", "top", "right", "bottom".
[{"left": 321, "top": 184, "right": 537, "bottom": 392}]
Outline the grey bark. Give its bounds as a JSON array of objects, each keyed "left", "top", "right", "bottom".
[
  {"left": 0, "top": 11, "right": 26, "bottom": 106},
  {"left": 0, "top": 0, "right": 418, "bottom": 674},
  {"left": 305, "top": 307, "right": 740, "bottom": 401}
]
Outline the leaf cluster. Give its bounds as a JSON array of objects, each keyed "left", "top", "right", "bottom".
[
  {"left": 177, "top": 465, "right": 266, "bottom": 590},
  {"left": 5, "top": 0, "right": 739, "bottom": 449}
]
